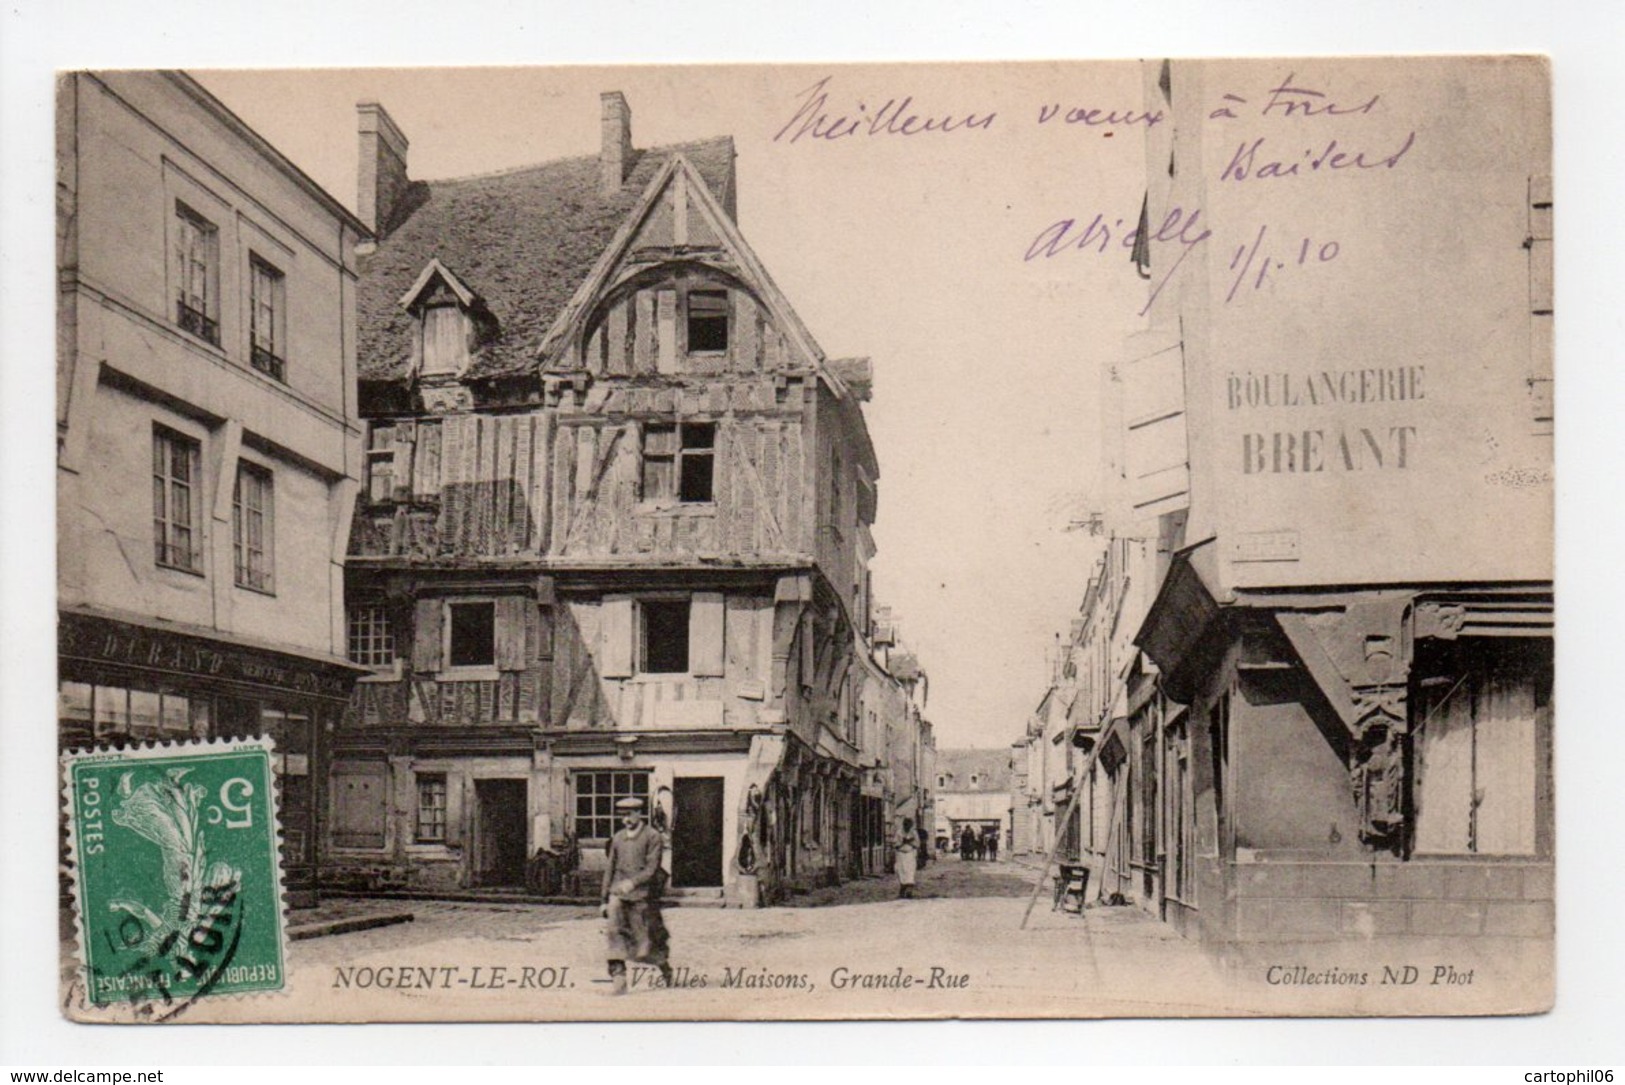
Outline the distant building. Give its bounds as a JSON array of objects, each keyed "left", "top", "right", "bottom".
[
  {"left": 328, "top": 92, "right": 896, "bottom": 904},
  {"left": 855, "top": 614, "right": 932, "bottom": 875},
  {"left": 933, "top": 749, "right": 1013, "bottom": 852},
  {"left": 56, "top": 72, "right": 371, "bottom": 904}
]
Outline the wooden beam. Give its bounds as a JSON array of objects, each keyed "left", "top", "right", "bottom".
[{"left": 1275, "top": 612, "right": 1359, "bottom": 732}]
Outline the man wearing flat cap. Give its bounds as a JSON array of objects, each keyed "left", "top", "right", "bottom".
[{"left": 601, "top": 796, "right": 673, "bottom": 994}]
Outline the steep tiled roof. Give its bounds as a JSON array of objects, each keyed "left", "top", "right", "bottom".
[
  {"left": 357, "top": 137, "right": 736, "bottom": 381},
  {"left": 935, "top": 748, "right": 1013, "bottom": 792}
]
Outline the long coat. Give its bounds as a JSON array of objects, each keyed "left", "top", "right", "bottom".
[
  {"left": 602, "top": 824, "right": 665, "bottom": 902},
  {"left": 602, "top": 825, "right": 670, "bottom": 965}
]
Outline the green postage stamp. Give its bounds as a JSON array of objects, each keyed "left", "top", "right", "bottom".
[{"left": 63, "top": 739, "right": 287, "bottom": 1018}]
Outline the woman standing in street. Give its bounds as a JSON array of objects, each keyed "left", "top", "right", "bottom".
[{"left": 896, "top": 817, "right": 919, "bottom": 899}]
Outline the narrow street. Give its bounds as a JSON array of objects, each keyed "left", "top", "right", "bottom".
[{"left": 197, "top": 857, "right": 1232, "bottom": 1023}]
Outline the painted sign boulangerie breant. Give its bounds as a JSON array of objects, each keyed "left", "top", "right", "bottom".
[{"left": 55, "top": 56, "right": 1552, "bottom": 1021}]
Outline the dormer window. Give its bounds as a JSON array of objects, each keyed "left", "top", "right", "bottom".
[
  {"left": 686, "top": 290, "right": 729, "bottom": 353},
  {"left": 400, "top": 259, "right": 492, "bottom": 380},
  {"left": 421, "top": 286, "right": 471, "bottom": 378}
]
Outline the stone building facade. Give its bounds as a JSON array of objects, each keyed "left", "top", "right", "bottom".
[{"left": 56, "top": 71, "right": 371, "bottom": 903}]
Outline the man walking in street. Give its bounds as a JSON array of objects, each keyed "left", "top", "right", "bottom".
[{"left": 601, "top": 796, "right": 673, "bottom": 995}]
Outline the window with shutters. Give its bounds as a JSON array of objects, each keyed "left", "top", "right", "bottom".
[
  {"left": 331, "top": 762, "right": 388, "bottom": 850},
  {"left": 598, "top": 593, "right": 722, "bottom": 682},
  {"left": 363, "top": 420, "right": 440, "bottom": 506},
  {"left": 640, "top": 599, "right": 690, "bottom": 674},
  {"left": 641, "top": 422, "right": 716, "bottom": 504},
  {"left": 445, "top": 600, "right": 497, "bottom": 670}
]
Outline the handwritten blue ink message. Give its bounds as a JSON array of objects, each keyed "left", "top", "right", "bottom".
[
  {"left": 1017, "top": 73, "right": 1416, "bottom": 312},
  {"left": 768, "top": 73, "right": 1417, "bottom": 315}
]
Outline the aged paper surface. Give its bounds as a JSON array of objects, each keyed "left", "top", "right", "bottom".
[{"left": 53, "top": 56, "right": 1552, "bottom": 1024}]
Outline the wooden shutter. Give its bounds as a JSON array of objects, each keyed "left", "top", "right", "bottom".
[
  {"left": 690, "top": 592, "right": 726, "bottom": 676},
  {"left": 413, "top": 421, "right": 442, "bottom": 502},
  {"left": 392, "top": 420, "right": 416, "bottom": 503},
  {"left": 533, "top": 605, "right": 555, "bottom": 661},
  {"left": 367, "top": 423, "right": 395, "bottom": 504},
  {"left": 1122, "top": 341, "right": 1190, "bottom": 515},
  {"left": 444, "top": 775, "right": 465, "bottom": 846},
  {"left": 600, "top": 597, "right": 634, "bottom": 678},
  {"left": 533, "top": 577, "right": 556, "bottom": 661},
  {"left": 496, "top": 595, "right": 527, "bottom": 671},
  {"left": 1528, "top": 175, "right": 1553, "bottom": 434},
  {"left": 413, "top": 597, "right": 443, "bottom": 672},
  {"left": 331, "top": 762, "right": 387, "bottom": 849}
]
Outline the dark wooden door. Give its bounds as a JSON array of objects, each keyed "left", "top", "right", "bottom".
[
  {"left": 672, "top": 777, "right": 724, "bottom": 888},
  {"left": 475, "top": 778, "right": 528, "bottom": 887}
]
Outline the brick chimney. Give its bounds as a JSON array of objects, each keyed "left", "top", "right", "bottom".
[
  {"left": 357, "top": 101, "right": 410, "bottom": 237},
  {"left": 600, "top": 91, "right": 632, "bottom": 196}
]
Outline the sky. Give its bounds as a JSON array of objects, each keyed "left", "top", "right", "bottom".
[{"left": 195, "top": 62, "right": 1154, "bottom": 751}]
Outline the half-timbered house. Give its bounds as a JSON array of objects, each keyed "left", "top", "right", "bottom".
[{"left": 329, "top": 93, "right": 882, "bottom": 904}]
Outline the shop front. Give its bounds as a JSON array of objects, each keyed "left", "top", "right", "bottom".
[{"left": 58, "top": 607, "right": 364, "bottom": 905}]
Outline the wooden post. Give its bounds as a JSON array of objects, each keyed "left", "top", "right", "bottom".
[{"left": 1019, "top": 722, "right": 1114, "bottom": 931}]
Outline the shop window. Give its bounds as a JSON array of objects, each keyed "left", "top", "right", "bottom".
[
  {"left": 173, "top": 201, "right": 219, "bottom": 346},
  {"left": 686, "top": 290, "right": 729, "bottom": 353},
  {"left": 641, "top": 422, "right": 715, "bottom": 504},
  {"left": 416, "top": 774, "right": 449, "bottom": 843},
  {"left": 573, "top": 770, "right": 650, "bottom": 841},
  {"left": 446, "top": 601, "right": 496, "bottom": 669},
  {"left": 59, "top": 682, "right": 92, "bottom": 720},
  {"left": 93, "top": 685, "right": 129, "bottom": 738},
  {"left": 1414, "top": 645, "right": 1543, "bottom": 856},
  {"left": 85, "top": 685, "right": 198, "bottom": 741},
  {"left": 153, "top": 427, "right": 202, "bottom": 573},
  {"left": 348, "top": 603, "right": 396, "bottom": 668},
  {"left": 233, "top": 462, "right": 274, "bottom": 593},
  {"left": 249, "top": 254, "right": 286, "bottom": 381},
  {"left": 639, "top": 599, "right": 690, "bottom": 674}
]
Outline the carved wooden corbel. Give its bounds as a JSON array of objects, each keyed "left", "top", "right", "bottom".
[
  {"left": 1348, "top": 683, "right": 1407, "bottom": 850},
  {"left": 1414, "top": 601, "right": 1467, "bottom": 641},
  {"left": 1275, "top": 597, "right": 1413, "bottom": 852}
]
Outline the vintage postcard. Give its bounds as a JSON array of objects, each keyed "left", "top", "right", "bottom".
[{"left": 55, "top": 56, "right": 1552, "bottom": 1022}]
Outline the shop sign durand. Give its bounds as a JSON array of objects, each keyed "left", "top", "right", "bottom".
[{"left": 60, "top": 611, "right": 354, "bottom": 700}]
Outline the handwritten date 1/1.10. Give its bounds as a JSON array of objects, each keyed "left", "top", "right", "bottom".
[{"left": 1226, "top": 224, "right": 1339, "bottom": 304}]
